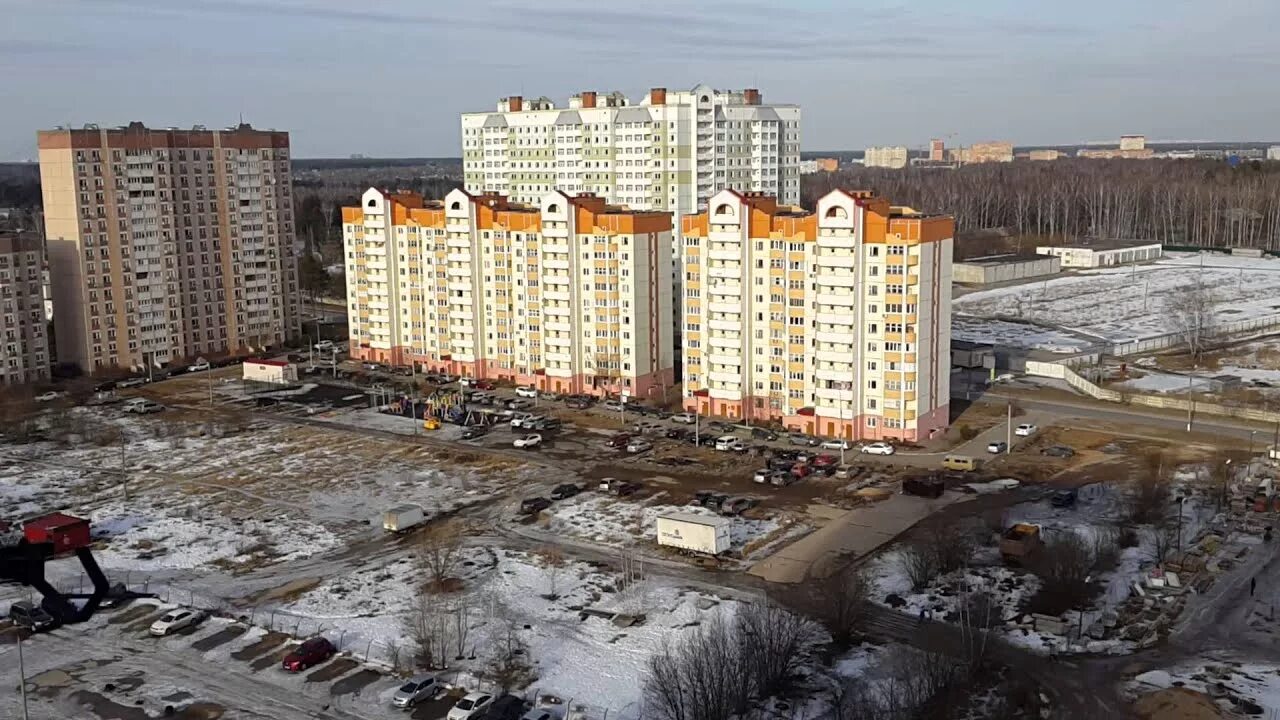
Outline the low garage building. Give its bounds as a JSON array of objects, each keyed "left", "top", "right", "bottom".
[
  {"left": 242, "top": 358, "right": 298, "bottom": 385},
  {"left": 1036, "top": 240, "right": 1162, "bottom": 268},
  {"left": 953, "top": 253, "right": 1061, "bottom": 284}
]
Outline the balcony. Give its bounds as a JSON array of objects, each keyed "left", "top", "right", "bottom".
[
  {"left": 543, "top": 290, "right": 571, "bottom": 302},
  {"left": 814, "top": 387, "right": 855, "bottom": 402},
  {"left": 815, "top": 330, "right": 854, "bottom": 344},
  {"left": 816, "top": 274, "right": 857, "bottom": 289},
  {"left": 813, "top": 254, "right": 856, "bottom": 268},
  {"left": 708, "top": 301, "right": 740, "bottom": 314},
  {"left": 815, "top": 349, "right": 854, "bottom": 363},
  {"left": 447, "top": 252, "right": 471, "bottom": 263},
  {"left": 708, "top": 318, "right": 741, "bottom": 332},
  {"left": 707, "top": 335, "right": 742, "bottom": 351},
  {"left": 707, "top": 266, "right": 741, "bottom": 279},
  {"left": 708, "top": 248, "right": 741, "bottom": 261},
  {"left": 542, "top": 274, "right": 570, "bottom": 286},
  {"left": 446, "top": 266, "right": 471, "bottom": 277},
  {"left": 706, "top": 283, "right": 742, "bottom": 297},
  {"left": 545, "top": 321, "right": 573, "bottom": 333},
  {"left": 708, "top": 371, "right": 744, "bottom": 384},
  {"left": 543, "top": 259, "right": 570, "bottom": 271},
  {"left": 542, "top": 243, "right": 570, "bottom": 254}
]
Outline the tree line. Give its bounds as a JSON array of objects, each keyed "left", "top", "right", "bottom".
[{"left": 802, "top": 159, "right": 1280, "bottom": 249}]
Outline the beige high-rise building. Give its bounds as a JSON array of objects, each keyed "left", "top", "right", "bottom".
[
  {"left": 864, "top": 146, "right": 909, "bottom": 169},
  {"left": 37, "top": 123, "right": 300, "bottom": 373},
  {"left": 342, "top": 188, "right": 675, "bottom": 399},
  {"left": 0, "top": 231, "right": 50, "bottom": 384},
  {"left": 966, "top": 141, "right": 1015, "bottom": 163},
  {"left": 681, "top": 189, "right": 954, "bottom": 442}
]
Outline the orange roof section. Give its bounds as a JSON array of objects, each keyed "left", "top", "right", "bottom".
[{"left": 681, "top": 189, "right": 952, "bottom": 244}]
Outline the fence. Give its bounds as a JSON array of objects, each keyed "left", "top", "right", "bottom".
[
  {"left": 1026, "top": 362, "right": 1280, "bottom": 425},
  {"left": 1108, "top": 313, "right": 1280, "bottom": 357}
]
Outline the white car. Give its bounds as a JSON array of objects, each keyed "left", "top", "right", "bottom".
[
  {"left": 714, "top": 435, "right": 739, "bottom": 451},
  {"left": 670, "top": 412, "right": 696, "bottom": 424},
  {"left": 1014, "top": 423, "right": 1038, "bottom": 437},
  {"left": 820, "top": 439, "right": 853, "bottom": 450},
  {"left": 314, "top": 340, "right": 334, "bottom": 351},
  {"left": 35, "top": 391, "right": 63, "bottom": 402},
  {"left": 188, "top": 361, "right": 210, "bottom": 373},
  {"left": 513, "top": 433, "right": 543, "bottom": 449},
  {"left": 515, "top": 385, "right": 538, "bottom": 398},
  {"left": 626, "top": 439, "right": 652, "bottom": 454},
  {"left": 753, "top": 468, "right": 772, "bottom": 484},
  {"left": 149, "top": 608, "right": 205, "bottom": 636},
  {"left": 447, "top": 692, "right": 494, "bottom": 720},
  {"left": 860, "top": 442, "right": 895, "bottom": 456},
  {"left": 509, "top": 412, "right": 534, "bottom": 428}
]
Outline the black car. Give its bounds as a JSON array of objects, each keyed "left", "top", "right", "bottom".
[
  {"left": 9, "top": 600, "right": 57, "bottom": 631},
  {"left": 549, "top": 483, "right": 580, "bottom": 500},
  {"left": 99, "top": 582, "right": 134, "bottom": 609},
  {"left": 520, "top": 497, "right": 551, "bottom": 515},
  {"left": 1050, "top": 489, "right": 1079, "bottom": 508},
  {"left": 665, "top": 428, "right": 689, "bottom": 441},
  {"left": 614, "top": 481, "right": 641, "bottom": 496},
  {"left": 287, "top": 353, "right": 306, "bottom": 363},
  {"left": 694, "top": 491, "right": 729, "bottom": 510},
  {"left": 483, "top": 695, "right": 526, "bottom": 720},
  {"left": 462, "top": 426, "right": 490, "bottom": 440},
  {"left": 751, "top": 428, "right": 779, "bottom": 441},
  {"left": 1040, "top": 445, "right": 1076, "bottom": 458}
]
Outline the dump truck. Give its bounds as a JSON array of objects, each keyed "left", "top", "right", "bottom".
[
  {"left": 999, "top": 523, "right": 1043, "bottom": 565},
  {"left": 382, "top": 505, "right": 427, "bottom": 533},
  {"left": 656, "top": 513, "right": 732, "bottom": 555}
]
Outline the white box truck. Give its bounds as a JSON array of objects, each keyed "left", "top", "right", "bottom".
[
  {"left": 382, "top": 504, "right": 427, "bottom": 533},
  {"left": 655, "top": 512, "right": 732, "bottom": 555}
]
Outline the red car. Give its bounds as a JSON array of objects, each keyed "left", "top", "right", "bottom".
[
  {"left": 790, "top": 463, "right": 813, "bottom": 479},
  {"left": 811, "top": 454, "right": 838, "bottom": 468},
  {"left": 282, "top": 637, "right": 335, "bottom": 672},
  {"left": 606, "top": 433, "right": 633, "bottom": 449}
]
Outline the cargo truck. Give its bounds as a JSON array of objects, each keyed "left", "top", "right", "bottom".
[
  {"left": 999, "top": 523, "right": 1043, "bottom": 565},
  {"left": 655, "top": 513, "right": 732, "bottom": 555},
  {"left": 383, "top": 505, "right": 427, "bottom": 533}
]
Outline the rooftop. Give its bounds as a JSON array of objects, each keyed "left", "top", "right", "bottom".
[
  {"left": 956, "top": 253, "right": 1057, "bottom": 266},
  {"left": 1039, "top": 238, "right": 1161, "bottom": 251}
]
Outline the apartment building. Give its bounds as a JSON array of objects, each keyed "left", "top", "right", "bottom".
[
  {"left": 37, "top": 122, "right": 300, "bottom": 373},
  {"left": 461, "top": 85, "right": 801, "bottom": 214},
  {"left": 681, "top": 189, "right": 954, "bottom": 442},
  {"left": 342, "top": 187, "right": 674, "bottom": 399},
  {"left": 963, "top": 141, "right": 1015, "bottom": 164},
  {"left": 864, "top": 146, "right": 909, "bottom": 169},
  {"left": 0, "top": 232, "right": 50, "bottom": 384}
]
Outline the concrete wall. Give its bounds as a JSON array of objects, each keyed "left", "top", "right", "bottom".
[{"left": 953, "top": 256, "right": 1061, "bottom": 284}]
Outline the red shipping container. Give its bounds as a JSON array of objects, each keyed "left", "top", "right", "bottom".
[{"left": 23, "top": 512, "right": 92, "bottom": 553}]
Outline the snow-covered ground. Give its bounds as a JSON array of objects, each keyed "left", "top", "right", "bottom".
[
  {"left": 1132, "top": 660, "right": 1280, "bottom": 716},
  {"left": 954, "top": 253, "right": 1280, "bottom": 346},
  {"left": 952, "top": 315, "right": 1094, "bottom": 354},
  {"left": 545, "top": 493, "right": 802, "bottom": 559},
  {"left": 1113, "top": 370, "right": 1213, "bottom": 394}
]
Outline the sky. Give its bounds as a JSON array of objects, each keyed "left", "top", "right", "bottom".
[{"left": 2, "top": 0, "right": 1278, "bottom": 160}]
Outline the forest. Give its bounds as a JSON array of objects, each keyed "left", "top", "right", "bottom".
[{"left": 801, "top": 159, "right": 1280, "bottom": 249}]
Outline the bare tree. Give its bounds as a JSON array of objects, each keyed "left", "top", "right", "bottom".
[
  {"left": 643, "top": 612, "right": 751, "bottom": 720},
  {"left": 1028, "top": 531, "right": 1097, "bottom": 615},
  {"left": 405, "top": 595, "right": 454, "bottom": 669},
  {"left": 736, "top": 601, "right": 824, "bottom": 698},
  {"left": 418, "top": 526, "right": 463, "bottom": 592},
  {"left": 1164, "top": 283, "right": 1218, "bottom": 363},
  {"left": 537, "top": 546, "right": 565, "bottom": 601},
  {"left": 805, "top": 568, "right": 870, "bottom": 647},
  {"left": 1127, "top": 450, "right": 1171, "bottom": 525},
  {"left": 480, "top": 616, "right": 534, "bottom": 693},
  {"left": 1145, "top": 524, "right": 1179, "bottom": 565},
  {"left": 899, "top": 521, "right": 978, "bottom": 590}
]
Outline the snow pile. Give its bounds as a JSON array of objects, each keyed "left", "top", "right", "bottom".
[{"left": 1132, "top": 660, "right": 1280, "bottom": 716}]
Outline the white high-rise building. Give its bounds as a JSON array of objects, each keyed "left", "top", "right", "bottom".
[{"left": 461, "top": 85, "right": 801, "bottom": 215}]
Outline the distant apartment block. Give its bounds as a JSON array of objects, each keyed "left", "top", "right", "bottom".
[
  {"left": 460, "top": 85, "right": 801, "bottom": 215},
  {"left": 964, "top": 141, "right": 1015, "bottom": 164},
  {"left": 681, "top": 189, "right": 954, "bottom": 442},
  {"left": 1078, "top": 135, "right": 1154, "bottom": 159},
  {"left": 799, "top": 160, "right": 820, "bottom": 174},
  {"left": 929, "top": 139, "right": 945, "bottom": 162},
  {"left": 815, "top": 157, "right": 839, "bottom": 172},
  {"left": 0, "top": 232, "right": 50, "bottom": 384},
  {"left": 1028, "top": 149, "right": 1064, "bottom": 161},
  {"left": 1268, "top": 146, "right": 1280, "bottom": 161},
  {"left": 863, "top": 146, "right": 909, "bottom": 169},
  {"left": 37, "top": 123, "right": 300, "bottom": 373},
  {"left": 342, "top": 188, "right": 674, "bottom": 398}
]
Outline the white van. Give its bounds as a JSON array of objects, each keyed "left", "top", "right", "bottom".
[{"left": 714, "top": 435, "right": 738, "bottom": 452}]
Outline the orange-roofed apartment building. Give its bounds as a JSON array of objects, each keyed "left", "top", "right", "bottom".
[
  {"left": 681, "top": 189, "right": 954, "bottom": 442},
  {"left": 342, "top": 188, "right": 674, "bottom": 399}
]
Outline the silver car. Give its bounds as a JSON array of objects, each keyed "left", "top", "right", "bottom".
[{"left": 392, "top": 674, "right": 439, "bottom": 709}]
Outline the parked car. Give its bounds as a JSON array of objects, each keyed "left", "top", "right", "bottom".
[
  {"left": 515, "top": 385, "right": 539, "bottom": 398},
  {"left": 482, "top": 695, "right": 526, "bottom": 720},
  {"left": 505, "top": 399, "right": 532, "bottom": 411},
  {"left": 34, "top": 391, "right": 63, "bottom": 402},
  {"left": 834, "top": 464, "right": 856, "bottom": 480},
  {"left": 820, "top": 439, "right": 853, "bottom": 450},
  {"left": 565, "top": 396, "right": 592, "bottom": 410},
  {"left": 626, "top": 439, "right": 653, "bottom": 454},
  {"left": 392, "top": 674, "right": 440, "bottom": 709},
  {"left": 860, "top": 442, "right": 895, "bottom": 456},
  {"left": 987, "top": 441, "right": 1008, "bottom": 454},
  {"left": 714, "top": 435, "right": 739, "bottom": 451},
  {"left": 1014, "top": 423, "right": 1038, "bottom": 437},
  {"left": 8, "top": 600, "right": 57, "bottom": 631},
  {"left": 462, "top": 426, "right": 490, "bottom": 440},
  {"left": 770, "top": 471, "right": 795, "bottom": 487},
  {"left": 811, "top": 454, "right": 839, "bottom": 468},
  {"left": 314, "top": 340, "right": 334, "bottom": 351},
  {"left": 282, "top": 636, "right": 336, "bottom": 672},
  {"left": 448, "top": 692, "right": 495, "bottom": 720},
  {"left": 670, "top": 412, "right": 696, "bottom": 424},
  {"left": 513, "top": 434, "right": 543, "bottom": 449},
  {"left": 508, "top": 412, "right": 534, "bottom": 428},
  {"left": 150, "top": 608, "right": 205, "bottom": 636},
  {"left": 118, "top": 377, "right": 148, "bottom": 388},
  {"left": 720, "top": 497, "right": 756, "bottom": 516},
  {"left": 598, "top": 478, "right": 639, "bottom": 496},
  {"left": 550, "top": 483, "right": 580, "bottom": 500},
  {"left": 188, "top": 361, "right": 211, "bottom": 373},
  {"left": 1050, "top": 489, "right": 1079, "bottom": 508},
  {"left": 752, "top": 468, "right": 772, "bottom": 484},
  {"left": 528, "top": 418, "right": 561, "bottom": 432},
  {"left": 602, "top": 400, "right": 626, "bottom": 412},
  {"left": 606, "top": 433, "right": 633, "bottom": 449},
  {"left": 695, "top": 491, "right": 729, "bottom": 510},
  {"left": 790, "top": 463, "right": 813, "bottom": 479},
  {"left": 520, "top": 497, "right": 551, "bottom": 515},
  {"left": 123, "top": 399, "right": 164, "bottom": 414},
  {"left": 1040, "top": 445, "right": 1076, "bottom": 458},
  {"left": 99, "top": 582, "right": 133, "bottom": 609},
  {"left": 789, "top": 433, "right": 820, "bottom": 447},
  {"left": 521, "top": 710, "right": 554, "bottom": 720},
  {"left": 750, "top": 427, "right": 778, "bottom": 441},
  {"left": 475, "top": 380, "right": 497, "bottom": 391},
  {"left": 664, "top": 428, "right": 689, "bottom": 441}
]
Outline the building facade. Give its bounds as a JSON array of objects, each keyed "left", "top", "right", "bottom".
[
  {"left": 953, "top": 253, "right": 1060, "bottom": 284},
  {"left": 1036, "top": 241, "right": 1162, "bottom": 268},
  {"left": 929, "top": 139, "right": 945, "bottom": 162},
  {"left": 1268, "top": 147, "right": 1280, "bottom": 161},
  {"left": 681, "top": 189, "right": 954, "bottom": 442},
  {"left": 864, "top": 146, "right": 909, "bottom": 169},
  {"left": 461, "top": 85, "right": 800, "bottom": 215},
  {"left": 0, "top": 232, "right": 50, "bottom": 384},
  {"left": 965, "top": 141, "right": 1015, "bottom": 164},
  {"left": 342, "top": 188, "right": 674, "bottom": 399},
  {"left": 37, "top": 123, "right": 300, "bottom": 373}
]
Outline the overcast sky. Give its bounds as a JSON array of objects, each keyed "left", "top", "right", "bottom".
[{"left": 3, "top": 0, "right": 1278, "bottom": 160}]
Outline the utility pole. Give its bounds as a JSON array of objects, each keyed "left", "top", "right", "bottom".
[
  {"left": 1006, "top": 402, "right": 1013, "bottom": 454},
  {"left": 1186, "top": 370, "right": 1194, "bottom": 432},
  {"left": 207, "top": 368, "right": 214, "bottom": 407},
  {"left": 17, "top": 629, "right": 30, "bottom": 720}
]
